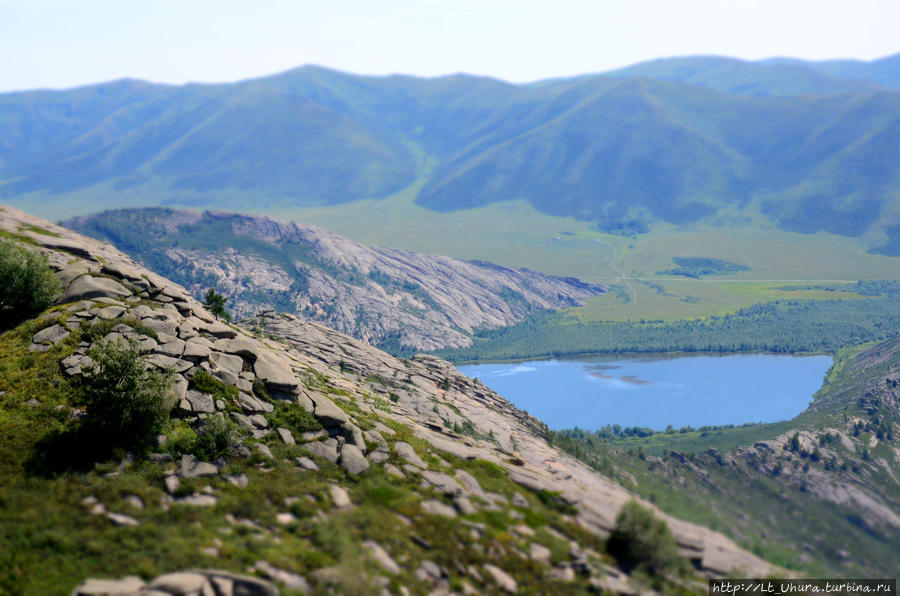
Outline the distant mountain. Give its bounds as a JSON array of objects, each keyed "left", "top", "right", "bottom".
[
  {"left": 763, "top": 53, "right": 900, "bottom": 90},
  {"left": 2, "top": 56, "right": 900, "bottom": 252},
  {"left": 605, "top": 55, "right": 886, "bottom": 96},
  {"left": 64, "top": 208, "right": 605, "bottom": 351}
]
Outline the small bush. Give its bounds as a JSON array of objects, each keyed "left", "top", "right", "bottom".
[
  {"left": 80, "top": 338, "right": 174, "bottom": 449},
  {"left": 193, "top": 414, "right": 239, "bottom": 460},
  {"left": 0, "top": 240, "right": 62, "bottom": 328},
  {"left": 607, "top": 500, "right": 684, "bottom": 576},
  {"left": 266, "top": 401, "right": 322, "bottom": 434},
  {"left": 190, "top": 368, "right": 238, "bottom": 403}
]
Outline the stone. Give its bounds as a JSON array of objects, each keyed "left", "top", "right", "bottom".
[
  {"left": 169, "top": 375, "right": 188, "bottom": 403},
  {"left": 155, "top": 338, "right": 186, "bottom": 358},
  {"left": 454, "top": 496, "right": 477, "bottom": 515},
  {"left": 182, "top": 338, "right": 212, "bottom": 360},
  {"left": 164, "top": 475, "right": 180, "bottom": 494},
  {"left": 484, "top": 564, "right": 518, "bottom": 593},
  {"left": 125, "top": 495, "right": 144, "bottom": 510},
  {"left": 257, "top": 444, "right": 274, "bottom": 460},
  {"left": 238, "top": 392, "right": 273, "bottom": 413},
  {"left": 227, "top": 474, "right": 249, "bottom": 487},
  {"left": 179, "top": 454, "right": 218, "bottom": 478},
  {"left": 328, "top": 484, "right": 352, "bottom": 509},
  {"left": 276, "top": 427, "right": 295, "bottom": 445},
  {"left": 176, "top": 494, "right": 218, "bottom": 507},
  {"left": 384, "top": 463, "right": 405, "bottom": 479},
  {"left": 309, "top": 394, "right": 347, "bottom": 426},
  {"left": 362, "top": 540, "right": 400, "bottom": 574},
  {"left": 147, "top": 354, "right": 190, "bottom": 372},
  {"left": 339, "top": 444, "right": 369, "bottom": 475},
  {"left": 530, "top": 543, "right": 552, "bottom": 564},
  {"left": 296, "top": 456, "right": 319, "bottom": 471},
  {"left": 340, "top": 422, "right": 366, "bottom": 452},
  {"left": 63, "top": 276, "right": 131, "bottom": 302},
  {"left": 196, "top": 570, "right": 277, "bottom": 596},
  {"left": 217, "top": 336, "right": 261, "bottom": 360},
  {"left": 204, "top": 321, "right": 238, "bottom": 339},
  {"left": 32, "top": 324, "right": 70, "bottom": 346},
  {"left": 96, "top": 305, "right": 125, "bottom": 320},
  {"left": 420, "top": 499, "right": 457, "bottom": 518},
  {"left": 254, "top": 352, "right": 300, "bottom": 392},
  {"left": 421, "top": 470, "right": 464, "bottom": 497},
  {"left": 368, "top": 445, "right": 390, "bottom": 464},
  {"left": 71, "top": 576, "right": 146, "bottom": 596},
  {"left": 232, "top": 413, "right": 255, "bottom": 431},
  {"left": 185, "top": 390, "right": 215, "bottom": 414},
  {"left": 106, "top": 512, "right": 139, "bottom": 527},
  {"left": 419, "top": 560, "right": 443, "bottom": 580},
  {"left": 512, "top": 492, "right": 529, "bottom": 507},
  {"left": 303, "top": 440, "right": 339, "bottom": 463},
  {"left": 455, "top": 470, "right": 486, "bottom": 498},
  {"left": 276, "top": 512, "right": 297, "bottom": 525},
  {"left": 394, "top": 442, "right": 426, "bottom": 467},
  {"left": 253, "top": 561, "right": 309, "bottom": 593},
  {"left": 149, "top": 572, "right": 210, "bottom": 594},
  {"left": 209, "top": 351, "right": 244, "bottom": 378}
]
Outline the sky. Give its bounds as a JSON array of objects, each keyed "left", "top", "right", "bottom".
[{"left": 1, "top": 0, "right": 898, "bottom": 93}]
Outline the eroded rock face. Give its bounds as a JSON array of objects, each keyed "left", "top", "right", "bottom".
[{"left": 65, "top": 209, "right": 607, "bottom": 351}]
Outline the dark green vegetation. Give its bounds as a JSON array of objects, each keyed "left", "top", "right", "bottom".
[
  {"left": 79, "top": 338, "right": 174, "bottom": 450},
  {"left": 3, "top": 55, "right": 900, "bottom": 252},
  {"left": 657, "top": 256, "right": 749, "bottom": 278},
  {"left": 607, "top": 501, "right": 684, "bottom": 578},
  {"left": 202, "top": 288, "right": 232, "bottom": 322},
  {"left": 438, "top": 282, "right": 900, "bottom": 362},
  {"left": 0, "top": 239, "right": 62, "bottom": 329},
  {"left": 549, "top": 337, "right": 900, "bottom": 577}
]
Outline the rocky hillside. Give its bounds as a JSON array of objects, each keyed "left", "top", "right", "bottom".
[
  {"left": 65, "top": 208, "right": 605, "bottom": 353},
  {"left": 0, "top": 205, "right": 777, "bottom": 594}
]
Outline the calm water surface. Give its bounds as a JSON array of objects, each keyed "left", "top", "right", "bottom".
[{"left": 458, "top": 354, "right": 832, "bottom": 430}]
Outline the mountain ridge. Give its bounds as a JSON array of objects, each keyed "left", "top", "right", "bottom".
[
  {"left": 3, "top": 56, "right": 900, "bottom": 251},
  {"left": 64, "top": 207, "right": 606, "bottom": 352}
]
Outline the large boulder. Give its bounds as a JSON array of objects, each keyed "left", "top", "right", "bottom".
[{"left": 63, "top": 276, "right": 131, "bottom": 302}]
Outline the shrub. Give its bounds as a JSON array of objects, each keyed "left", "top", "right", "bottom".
[
  {"left": 267, "top": 401, "right": 322, "bottom": 434},
  {"left": 193, "top": 414, "right": 239, "bottom": 460},
  {"left": 607, "top": 500, "right": 684, "bottom": 576},
  {"left": 0, "top": 240, "right": 62, "bottom": 328},
  {"left": 80, "top": 338, "right": 174, "bottom": 449}
]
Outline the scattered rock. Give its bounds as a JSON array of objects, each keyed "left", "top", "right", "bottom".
[
  {"left": 227, "top": 474, "right": 249, "bottom": 487},
  {"left": 530, "top": 543, "right": 552, "bottom": 564},
  {"left": 420, "top": 499, "right": 457, "bottom": 518},
  {"left": 32, "top": 324, "right": 70, "bottom": 346},
  {"left": 309, "top": 394, "right": 348, "bottom": 426},
  {"left": 253, "top": 561, "right": 309, "bottom": 593},
  {"left": 483, "top": 564, "right": 517, "bottom": 593},
  {"left": 296, "top": 456, "right": 319, "bottom": 471},
  {"left": 329, "top": 484, "right": 352, "bottom": 509},
  {"left": 421, "top": 470, "right": 464, "bottom": 496},
  {"left": 383, "top": 463, "right": 405, "bottom": 479},
  {"left": 276, "top": 427, "right": 295, "bottom": 445},
  {"left": 63, "top": 275, "right": 131, "bottom": 302},
  {"left": 179, "top": 454, "right": 218, "bottom": 478},
  {"left": 512, "top": 492, "right": 528, "bottom": 507},
  {"left": 363, "top": 540, "right": 401, "bottom": 574},
  {"left": 339, "top": 444, "right": 369, "bottom": 475},
  {"left": 106, "top": 512, "right": 139, "bottom": 527},
  {"left": 176, "top": 494, "right": 217, "bottom": 507},
  {"left": 394, "top": 442, "right": 426, "bottom": 467},
  {"left": 184, "top": 390, "right": 215, "bottom": 414},
  {"left": 70, "top": 576, "right": 146, "bottom": 596},
  {"left": 303, "top": 440, "right": 339, "bottom": 463}
]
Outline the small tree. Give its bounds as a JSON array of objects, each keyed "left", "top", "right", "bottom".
[
  {"left": 607, "top": 500, "right": 683, "bottom": 577},
  {"left": 80, "top": 338, "right": 174, "bottom": 449},
  {"left": 202, "top": 288, "right": 231, "bottom": 322},
  {"left": 0, "top": 240, "right": 62, "bottom": 328}
]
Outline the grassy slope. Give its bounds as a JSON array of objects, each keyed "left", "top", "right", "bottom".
[{"left": 1, "top": 309, "right": 644, "bottom": 596}]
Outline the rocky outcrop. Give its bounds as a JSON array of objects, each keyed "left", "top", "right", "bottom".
[
  {"left": 64, "top": 208, "right": 606, "bottom": 351},
  {"left": 1, "top": 205, "right": 778, "bottom": 593}
]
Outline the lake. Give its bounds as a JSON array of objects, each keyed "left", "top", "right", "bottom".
[{"left": 457, "top": 354, "right": 833, "bottom": 431}]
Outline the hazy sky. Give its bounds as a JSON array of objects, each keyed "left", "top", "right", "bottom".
[{"left": 2, "top": 0, "right": 898, "bottom": 92}]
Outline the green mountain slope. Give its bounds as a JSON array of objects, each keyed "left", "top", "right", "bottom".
[{"left": 1, "top": 58, "right": 900, "bottom": 250}]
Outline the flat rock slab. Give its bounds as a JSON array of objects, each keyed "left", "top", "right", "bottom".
[
  {"left": 276, "top": 427, "right": 295, "bottom": 445},
  {"left": 71, "top": 576, "right": 146, "bottom": 596},
  {"left": 421, "top": 470, "right": 464, "bottom": 497},
  {"left": 363, "top": 540, "right": 400, "bottom": 574},
  {"left": 420, "top": 499, "right": 457, "bottom": 518},
  {"left": 64, "top": 276, "right": 131, "bottom": 302},
  {"left": 303, "top": 441, "right": 338, "bottom": 463},
  {"left": 309, "top": 394, "right": 348, "bottom": 426},
  {"left": 483, "top": 564, "right": 518, "bottom": 593},
  {"left": 296, "top": 456, "right": 320, "bottom": 471},
  {"left": 32, "top": 324, "right": 70, "bottom": 346},
  {"left": 185, "top": 390, "right": 215, "bottom": 414}
]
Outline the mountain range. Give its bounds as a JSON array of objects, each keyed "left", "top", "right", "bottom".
[{"left": 2, "top": 54, "right": 900, "bottom": 253}]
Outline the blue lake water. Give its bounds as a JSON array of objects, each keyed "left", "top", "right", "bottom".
[{"left": 458, "top": 354, "right": 833, "bottom": 431}]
